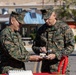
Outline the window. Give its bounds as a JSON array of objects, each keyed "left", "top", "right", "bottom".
[
  {"left": 15, "top": 8, "right": 22, "bottom": 13},
  {"left": 30, "top": 8, "right": 37, "bottom": 18},
  {"left": 2, "top": 8, "right": 9, "bottom": 15}
]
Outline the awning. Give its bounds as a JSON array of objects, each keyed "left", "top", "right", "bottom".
[{"left": 24, "top": 10, "right": 45, "bottom": 24}]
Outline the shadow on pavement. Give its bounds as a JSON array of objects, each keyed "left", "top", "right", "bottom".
[
  {"left": 70, "top": 54, "right": 76, "bottom": 56},
  {"left": 69, "top": 51, "right": 76, "bottom": 56}
]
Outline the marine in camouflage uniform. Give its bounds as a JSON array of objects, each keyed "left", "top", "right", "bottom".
[
  {"left": 0, "top": 11, "right": 30, "bottom": 73},
  {"left": 0, "top": 11, "right": 42, "bottom": 73},
  {"left": 32, "top": 6, "right": 75, "bottom": 74}
]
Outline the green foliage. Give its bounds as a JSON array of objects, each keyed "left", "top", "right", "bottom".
[
  {"left": 29, "top": 33, "right": 36, "bottom": 40},
  {"left": 74, "top": 35, "right": 76, "bottom": 43},
  {"left": 56, "top": 8, "right": 71, "bottom": 20},
  {"left": 72, "top": 9, "right": 76, "bottom": 17},
  {"left": 55, "top": 0, "right": 76, "bottom": 21}
]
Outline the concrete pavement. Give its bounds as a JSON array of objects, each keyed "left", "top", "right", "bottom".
[{"left": 69, "top": 51, "right": 76, "bottom": 75}]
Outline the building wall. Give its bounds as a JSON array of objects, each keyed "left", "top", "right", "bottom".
[{"left": 0, "top": 0, "right": 53, "bottom": 5}]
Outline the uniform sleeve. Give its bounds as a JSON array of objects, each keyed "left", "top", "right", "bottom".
[
  {"left": 32, "top": 33, "right": 41, "bottom": 55},
  {"left": 0, "top": 33, "right": 30, "bottom": 62},
  {"left": 55, "top": 25, "right": 75, "bottom": 60}
]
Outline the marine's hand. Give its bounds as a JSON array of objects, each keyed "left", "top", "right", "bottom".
[
  {"left": 29, "top": 55, "right": 43, "bottom": 61},
  {"left": 40, "top": 47, "right": 47, "bottom": 53},
  {"left": 46, "top": 54, "right": 56, "bottom": 60}
]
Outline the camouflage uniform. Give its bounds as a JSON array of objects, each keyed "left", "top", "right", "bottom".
[
  {"left": 0, "top": 12, "right": 30, "bottom": 73},
  {"left": 32, "top": 20, "right": 75, "bottom": 74}
]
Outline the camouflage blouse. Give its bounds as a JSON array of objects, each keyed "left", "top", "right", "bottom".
[
  {"left": 0, "top": 26, "right": 30, "bottom": 62},
  {"left": 32, "top": 20, "right": 75, "bottom": 60}
]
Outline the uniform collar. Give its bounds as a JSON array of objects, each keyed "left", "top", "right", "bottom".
[{"left": 45, "top": 20, "right": 60, "bottom": 32}]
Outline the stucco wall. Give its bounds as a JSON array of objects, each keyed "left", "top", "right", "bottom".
[{"left": 0, "top": 0, "right": 52, "bottom": 5}]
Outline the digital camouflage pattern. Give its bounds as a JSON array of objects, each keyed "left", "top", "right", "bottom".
[
  {"left": 0, "top": 27, "right": 30, "bottom": 73},
  {"left": 41, "top": 6, "right": 54, "bottom": 19},
  {"left": 11, "top": 11, "right": 25, "bottom": 24},
  {"left": 32, "top": 20, "right": 75, "bottom": 74}
]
